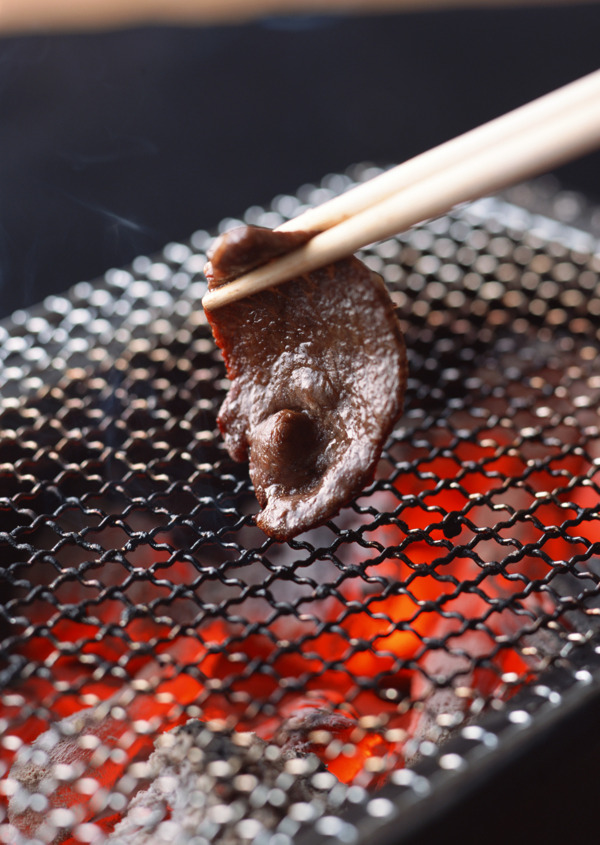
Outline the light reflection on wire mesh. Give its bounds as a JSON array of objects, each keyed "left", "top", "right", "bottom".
[{"left": 1, "top": 172, "right": 600, "bottom": 844}]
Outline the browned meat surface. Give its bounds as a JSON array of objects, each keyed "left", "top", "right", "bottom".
[
  {"left": 204, "top": 226, "right": 407, "bottom": 541},
  {"left": 205, "top": 225, "right": 312, "bottom": 287}
]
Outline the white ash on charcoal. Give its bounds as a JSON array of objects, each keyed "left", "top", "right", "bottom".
[
  {"left": 7, "top": 706, "right": 122, "bottom": 844},
  {"left": 107, "top": 719, "right": 339, "bottom": 845},
  {"left": 7, "top": 710, "right": 343, "bottom": 845},
  {"left": 404, "top": 649, "right": 473, "bottom": 764},
  {"left": 404, "top": 624, "right": 564, "bottom": 764}
]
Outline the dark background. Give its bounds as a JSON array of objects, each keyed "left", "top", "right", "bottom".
[{"left": 1, "top": 3, "right": 600, "bottom": 319}]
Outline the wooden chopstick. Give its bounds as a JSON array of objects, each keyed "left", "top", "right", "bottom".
[
  {"left": 276, "top": 69, "right": 600, "bottom": 236},
  {"left": 202, "top": 70, "right": 600, "bottom": 311},
  {"left": 0, "top": 1, "right": 586, "bottom": 35}
]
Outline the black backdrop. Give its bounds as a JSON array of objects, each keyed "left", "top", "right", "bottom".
[{"left": 1, "top": 4, "right": 600, "bottom": 319}]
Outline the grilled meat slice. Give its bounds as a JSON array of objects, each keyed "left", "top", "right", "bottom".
[{"left": 205, "top": 226, "right": 407, "bottom": 541}]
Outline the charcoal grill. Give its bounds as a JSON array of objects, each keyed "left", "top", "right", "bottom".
[{"left": 2, "top": 167, "right": 600, "bottom": 845}]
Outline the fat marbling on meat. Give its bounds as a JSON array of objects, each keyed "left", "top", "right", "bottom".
[{"left": 204, "top": 226, "right": 407, "bottom": 541}]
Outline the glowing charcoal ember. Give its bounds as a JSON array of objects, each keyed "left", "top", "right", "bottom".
[
  {"left": 385, "top": 424, "right": 587, "bottom": 622},
  {"left": 6, "top": 487, "right": 556, "bottom": 840},
  {"left": 6, "top": 634, "right": 216, "bottom": 841},
  {"left": 405, "top": 635, "right": 535, "bottom": 764},
  {"left": 272, "top": 698, "right": 393, "bottom": 788},
  {"left": 2, "top": 395, "right": 588, "bottom": 840},
  {"left": 7, "top": 706, "right": 152, "bottom": 842},
  {"left": 4, "top": 417, "right": 571, "bottom": 842}
]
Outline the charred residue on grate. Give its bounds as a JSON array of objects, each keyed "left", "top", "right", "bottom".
[{"left": 1, "top": 178, "right": 600, "bottom": 844}]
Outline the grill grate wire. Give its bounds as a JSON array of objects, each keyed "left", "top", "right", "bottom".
[{"left": 1, "top": 168, "right": 600, "bottom": 844}]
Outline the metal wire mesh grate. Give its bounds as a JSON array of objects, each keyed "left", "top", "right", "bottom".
[{"left": 1, "top": 168, "right": 600, "bottom": 845}]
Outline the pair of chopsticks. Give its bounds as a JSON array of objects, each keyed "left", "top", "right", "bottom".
[{"left": 202, "top": 69, "right": 600, "bottom": 311}]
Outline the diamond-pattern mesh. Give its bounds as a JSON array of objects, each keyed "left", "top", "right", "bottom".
[{"left": 1, "top": 169, "right": 600, "bottom": 845}]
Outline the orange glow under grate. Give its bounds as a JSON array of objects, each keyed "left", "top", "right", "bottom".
[{"left": 2, "top": 186, "right": 600, "bottom": 844}]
